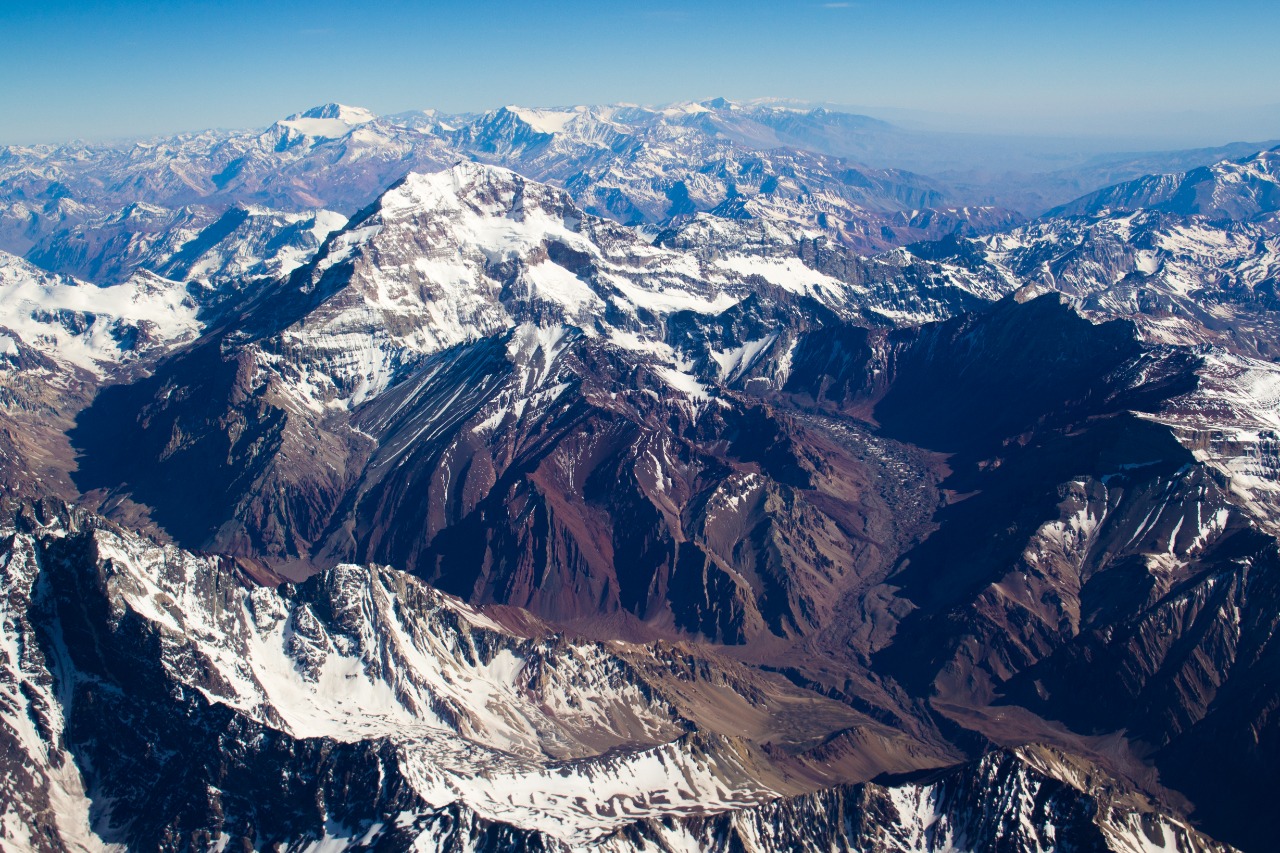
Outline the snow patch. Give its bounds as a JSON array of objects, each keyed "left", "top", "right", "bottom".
[{"left": 506, "top": 106, "right": 578, "bottom": 135}]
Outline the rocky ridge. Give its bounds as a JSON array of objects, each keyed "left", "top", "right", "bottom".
[{"left": 0, "top": 502, "right": 1232, "bottom": 852}]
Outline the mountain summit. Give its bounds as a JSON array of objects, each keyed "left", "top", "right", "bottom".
[{"left": 277, "top": 103, "right": 378, "bottom": 138}]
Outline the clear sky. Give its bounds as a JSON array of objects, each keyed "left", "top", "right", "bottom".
[{"left": 3, "top": 0, "right": 1278, "bottom": 146}]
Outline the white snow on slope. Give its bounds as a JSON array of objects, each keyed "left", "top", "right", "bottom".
[
  {"left": 709, "top": 335, "right": 778, "bottom": 383},
  {"left": 274, "top": 163, "right": 751, "bottom": 408},
  {"left": 1148, "top": 350, "right": 1280, "bottom": 533},
  {"left": 51, "top": 522, "right": 777, "bottom": 846},
  {"left": 713, "top": 255, "right": 846, "bottom": 299},
  {"left": 0, "top": 534, "right": 106, "bottom": 852},
  {"left": 656, "top": 365, "right": 711, "bottom": 401},
  {"left": 0, "top": 251, "right": 200, "bottom": 373},
  {"left": 279, "top": 104, "right": 377, "bottom": 139},
  {"left": 180, "top": 208, "right": 349, "bottom": 284},
  {"left": 505, "top": 106, "right": 579, "bottom": 135}
]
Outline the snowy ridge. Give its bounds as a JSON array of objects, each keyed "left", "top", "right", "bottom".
[
  {"left": 165, "top": 206, "right": 348, "bottom": 286},
  {"left": 0, "top": 507, "right": 1236, "bottom": 852},
  {"left": 1, "top": 97, "right": 1028, "bottom": 282},
  {"left": 0, "top": 250, "right": 199, "bottom": 373},
  {"left": 14, "top": 199, "right": 348, "bottom": 292},
  {"left": 582, "top": 746, "right": 1227, "bottom": 852},
  {"left": 277, "top": 104, "right": 378, "bottom": 139},
  {"left": 0, "top": 529, "right": 101, "bottom": 852},
  {"left": 1145, "top": 350, "right": 1280, "bottom": 533},
  {"left": 1050, "top": 145, "right": 1280, "bottom": 222},
  {"left": 262, "top": 162, "right": 1019, "bottom": 412},
  {"left": 268, "top": 163, "right": 760, "bottom": 408},
  {"left": 937, "top": 205, "right": 1280, "bottom": 535},
  {"left": 979, "top": 210, "right": 1280, "bottom": 350},
  {"left": 89, "top": 533, "right": 682, "bottom": 755},
  {"left": 502, "top": 106, "right": 580, "bottom": 136},
  {"left": 0, "top": 509, "right": 787, "bottom": 847}
]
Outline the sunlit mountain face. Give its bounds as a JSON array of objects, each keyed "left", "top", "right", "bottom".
[{"left": 1, "top": 99, "right": 1278, "bottom": 852}]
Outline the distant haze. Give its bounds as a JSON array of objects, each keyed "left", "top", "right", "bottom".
[{"left": 3, "top": 0, "right": 1278, "bottom": 147}]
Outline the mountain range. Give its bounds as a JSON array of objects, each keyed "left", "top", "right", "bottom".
[
  {"left": 2, "top": 101, "right": 1280, "bottom": 852},
  {"left": 5, "top": 99, "right": 1277, "bottom": 281}
]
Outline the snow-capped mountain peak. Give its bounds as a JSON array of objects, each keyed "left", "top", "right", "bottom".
[
  {"left": 276, "top": 162, "right": 750, "bottom": 406},
  {"left": 277, "top": 103, "right": 378, "bottom": 138},
  {"left": 500, "top": 105, "right": 582, "bottom": 135}
]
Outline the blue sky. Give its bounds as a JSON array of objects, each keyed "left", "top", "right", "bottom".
[{"left": 3, "top": 0, "right": 1278, "bottom": 145}]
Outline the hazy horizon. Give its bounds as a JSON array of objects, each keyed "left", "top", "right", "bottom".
[
  {"left": 6, "top": 96, "right": 1280, "bottom": 161},
  {"left": 4, "top": 0, "right": 1279, "bottom": 149}
]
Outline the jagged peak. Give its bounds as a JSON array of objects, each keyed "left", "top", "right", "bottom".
[{"left": 363, "top": 161, "right": 576, "bottom": 223}]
